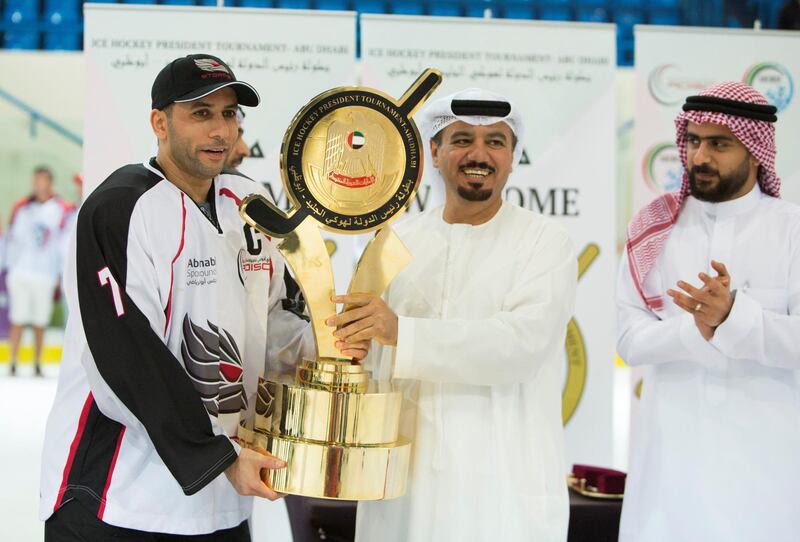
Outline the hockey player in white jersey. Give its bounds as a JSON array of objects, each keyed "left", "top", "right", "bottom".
[
  {"left": 40, "top": 54, "right": 367, "bottom": 540},
  {"left": 4, "top": 166, "right": 75, "bottom": 376}
]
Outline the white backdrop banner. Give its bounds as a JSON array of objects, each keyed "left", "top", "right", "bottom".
[
  {"left": 362, "top": 15, "right": 618, "bottom": 468},
  {"left": 634, "top": 25, "right": 800, "bottom": 212},
  {"left": 83, "top": 4, "right": 357, "bottom": 293}
]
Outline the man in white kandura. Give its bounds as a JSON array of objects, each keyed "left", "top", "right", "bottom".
[
  {"left": 328, "top": 88, "right": 577, "bottom": 542},
  {"left": 618, "top": 81, "right": 800, "bottom": 542}
]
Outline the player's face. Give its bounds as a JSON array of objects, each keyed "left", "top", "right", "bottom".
[
  {"left": 686, "top": 121, "right": 759, "bottom": 202},
  {"left": 164, "top": 87, "right": 239, "bottom": 181},
  {"left": 32, "top": 173, "right": 53, "bottom": 201},
  {"left": 225, "top": 126, "right": 251, "bottom": 171},
  {"left": 431, "top": 121, "right": 515, "bottom": 204}
]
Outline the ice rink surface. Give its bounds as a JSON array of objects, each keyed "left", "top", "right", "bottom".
[
  {"left": 0, "top": 366, "right": 294, "bottom": 542},
  {"left": 0, "top": 361, "right": 632, "bottom": 541}
]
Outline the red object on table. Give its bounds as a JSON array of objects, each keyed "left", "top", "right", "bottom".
[{"left": 572, "top": 464, "right": 627, "bottom": 495}]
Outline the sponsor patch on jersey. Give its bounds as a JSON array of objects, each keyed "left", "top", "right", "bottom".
[
  {"left": 186, "top": 255, "right": 218, "bottom": 287},
  {"left": 237, "top": 249, "right": 272, "bottom": 286}
]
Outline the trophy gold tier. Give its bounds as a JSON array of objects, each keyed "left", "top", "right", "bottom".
[{"left": 238, "top": 69, "right": 442, "bottom": 500}]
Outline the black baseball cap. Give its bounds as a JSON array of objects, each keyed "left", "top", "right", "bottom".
[{"left": 151, "top": 54, "right": 260, "bottom": 110}]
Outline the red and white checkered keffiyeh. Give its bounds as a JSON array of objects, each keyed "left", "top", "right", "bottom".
[{"left": 626, "top": 81, "right": 781, "bottom": 311}]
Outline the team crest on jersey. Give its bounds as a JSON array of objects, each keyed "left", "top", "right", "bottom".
[
  {"left": 194, "top": 58, "right": 230, "bottom": 74},
  {"left": 34, "top": 223, "right": 51, "bottom": 247},
  {"left": 181, "top": 315, "right": 247, "bottom": 416}
]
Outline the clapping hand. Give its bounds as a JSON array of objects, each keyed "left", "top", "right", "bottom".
[{"left": 667, "top": 260, "right": 733, "bottom": 341}]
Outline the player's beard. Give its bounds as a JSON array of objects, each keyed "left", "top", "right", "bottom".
[
  {"left": 688, "top": 156, "right": 751, "bottom": 203},
  {"left": 167, "top": 121, "right": 227, "bottom": 180}
]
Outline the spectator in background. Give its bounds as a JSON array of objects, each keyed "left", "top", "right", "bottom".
[
  {"left": 0, "top": 219, "right": 5, "bottom": 342},
  {"left": 225, "top": 107, "right": 252, "bottom": 173},
  {"left": 57, "top": 174, "right": 83, "bottom": 326},
  {"left": 222, "top": 107, "right": 311, "bottom": 326},
  {"left": 778, "top": 0, "right": 800, "bottom": 29},
  {"left": 4, "top": 166, "right": 74, "bottom": 376},
  {"left": 59, "top": 173, "right": 83, "bottom": 275}
]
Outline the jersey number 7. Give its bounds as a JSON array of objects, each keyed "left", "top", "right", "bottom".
[{"left": 98, "top": 266, "right": 125, "bottom": 317}]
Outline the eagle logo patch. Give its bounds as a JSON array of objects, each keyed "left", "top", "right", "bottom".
[{"left": 181, "top": 315, "right": 247, "bottom": 416}]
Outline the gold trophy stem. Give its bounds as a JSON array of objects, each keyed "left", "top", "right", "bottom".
[
  {"left": 346, "top": 227, "right": 411, "bottom": 308},
  {"left": 276, "top": 215, "right": 340, "bottom": 360}
]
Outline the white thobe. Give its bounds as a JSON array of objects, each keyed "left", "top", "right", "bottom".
[
  {"left": 356, "top": 202, "right": 577, "bottom": 542},
  {"left": 617, "top": 184, "right": 800, "bottom": 542}
]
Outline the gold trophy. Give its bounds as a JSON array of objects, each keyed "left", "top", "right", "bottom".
[{"left": 238, "top": 69, "right": 442, "bottom": 500}]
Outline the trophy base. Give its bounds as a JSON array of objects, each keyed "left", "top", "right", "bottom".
[
  {"left": 243, "top": 361, "right": 410, "bottom": 500},
  {"left": 248, "top": 431, "right": 410, "bottom": 500},
  {"left": 255, "top": 373, "right": 402, "bottom": 445}
]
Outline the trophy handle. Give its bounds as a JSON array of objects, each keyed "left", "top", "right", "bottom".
[
  {"left": 240, "top": 194, "right": 308, "bottom": 237},
  {"left": 397, "top": 68, "right": 443, "bottom": 117},
  {"left": 240, "top": 195, "right": 339, "bottom": 360},
  {"left": 346, "top": 226, "right": 412, "bottom": 308}
]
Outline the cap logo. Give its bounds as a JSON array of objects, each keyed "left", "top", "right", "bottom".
[{"left": 194, "top": 58, "right": 230, "bottom": 74}]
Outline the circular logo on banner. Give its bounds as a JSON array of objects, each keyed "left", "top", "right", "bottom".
[
  {"left": 642, "top": 142, "right": 683, "bottom": 194},
  {"left": 648, "top": 64, "right": 712, "bottom": 106},
  {"left": 561, "top": 243, "right": 599, "bottom": 425},
  {"left": 562, "top": 318, "right": 587, "bottom": 424},
  {"left": 744, "top": 63, "right": 794, "bottom": 113}
]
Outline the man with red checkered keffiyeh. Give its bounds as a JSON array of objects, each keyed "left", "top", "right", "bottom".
[{"left": 617, "top": 81, "right": 800, "bottom": 541}]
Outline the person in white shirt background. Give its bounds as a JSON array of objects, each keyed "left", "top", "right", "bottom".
[
  {"left": 225, "top": 107, "right": 252, "bottom": 174},
  {"left": 329, "top": 88, "right": 578, "bottom": 542},
  {"left": 4, "top": 166, "right": 74, "bottom": 377},
  {"left": 617, "top": 81, "right": 800, "bottom": 542}
]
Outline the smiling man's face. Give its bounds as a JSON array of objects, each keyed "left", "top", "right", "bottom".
[
  {"left": 431, "top": 120, "right": 515, "bottom": 204},
  {"left": 162, "top": 87, "right": 239, "bottom": 182}
]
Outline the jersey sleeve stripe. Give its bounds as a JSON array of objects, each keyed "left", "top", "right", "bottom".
[
  {"left": 53, "top": 392, "right": 95, "bottom": 512},
  {"left": 8, "top": 197, "right": 33, "bottom": 227},
  {"left": 218, "top": 187, "right": 242, "bottom": 206},
  {"left": 97, "top": 426, "right": 126, "bottom": 520}
]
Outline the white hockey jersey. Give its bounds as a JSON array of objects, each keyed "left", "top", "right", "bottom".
[
  {"left": 39, "top": 159, "right": 312, "bottom": 535},
  {"left": 4, "top": 194, "right": 75, "bottom": 283}
]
